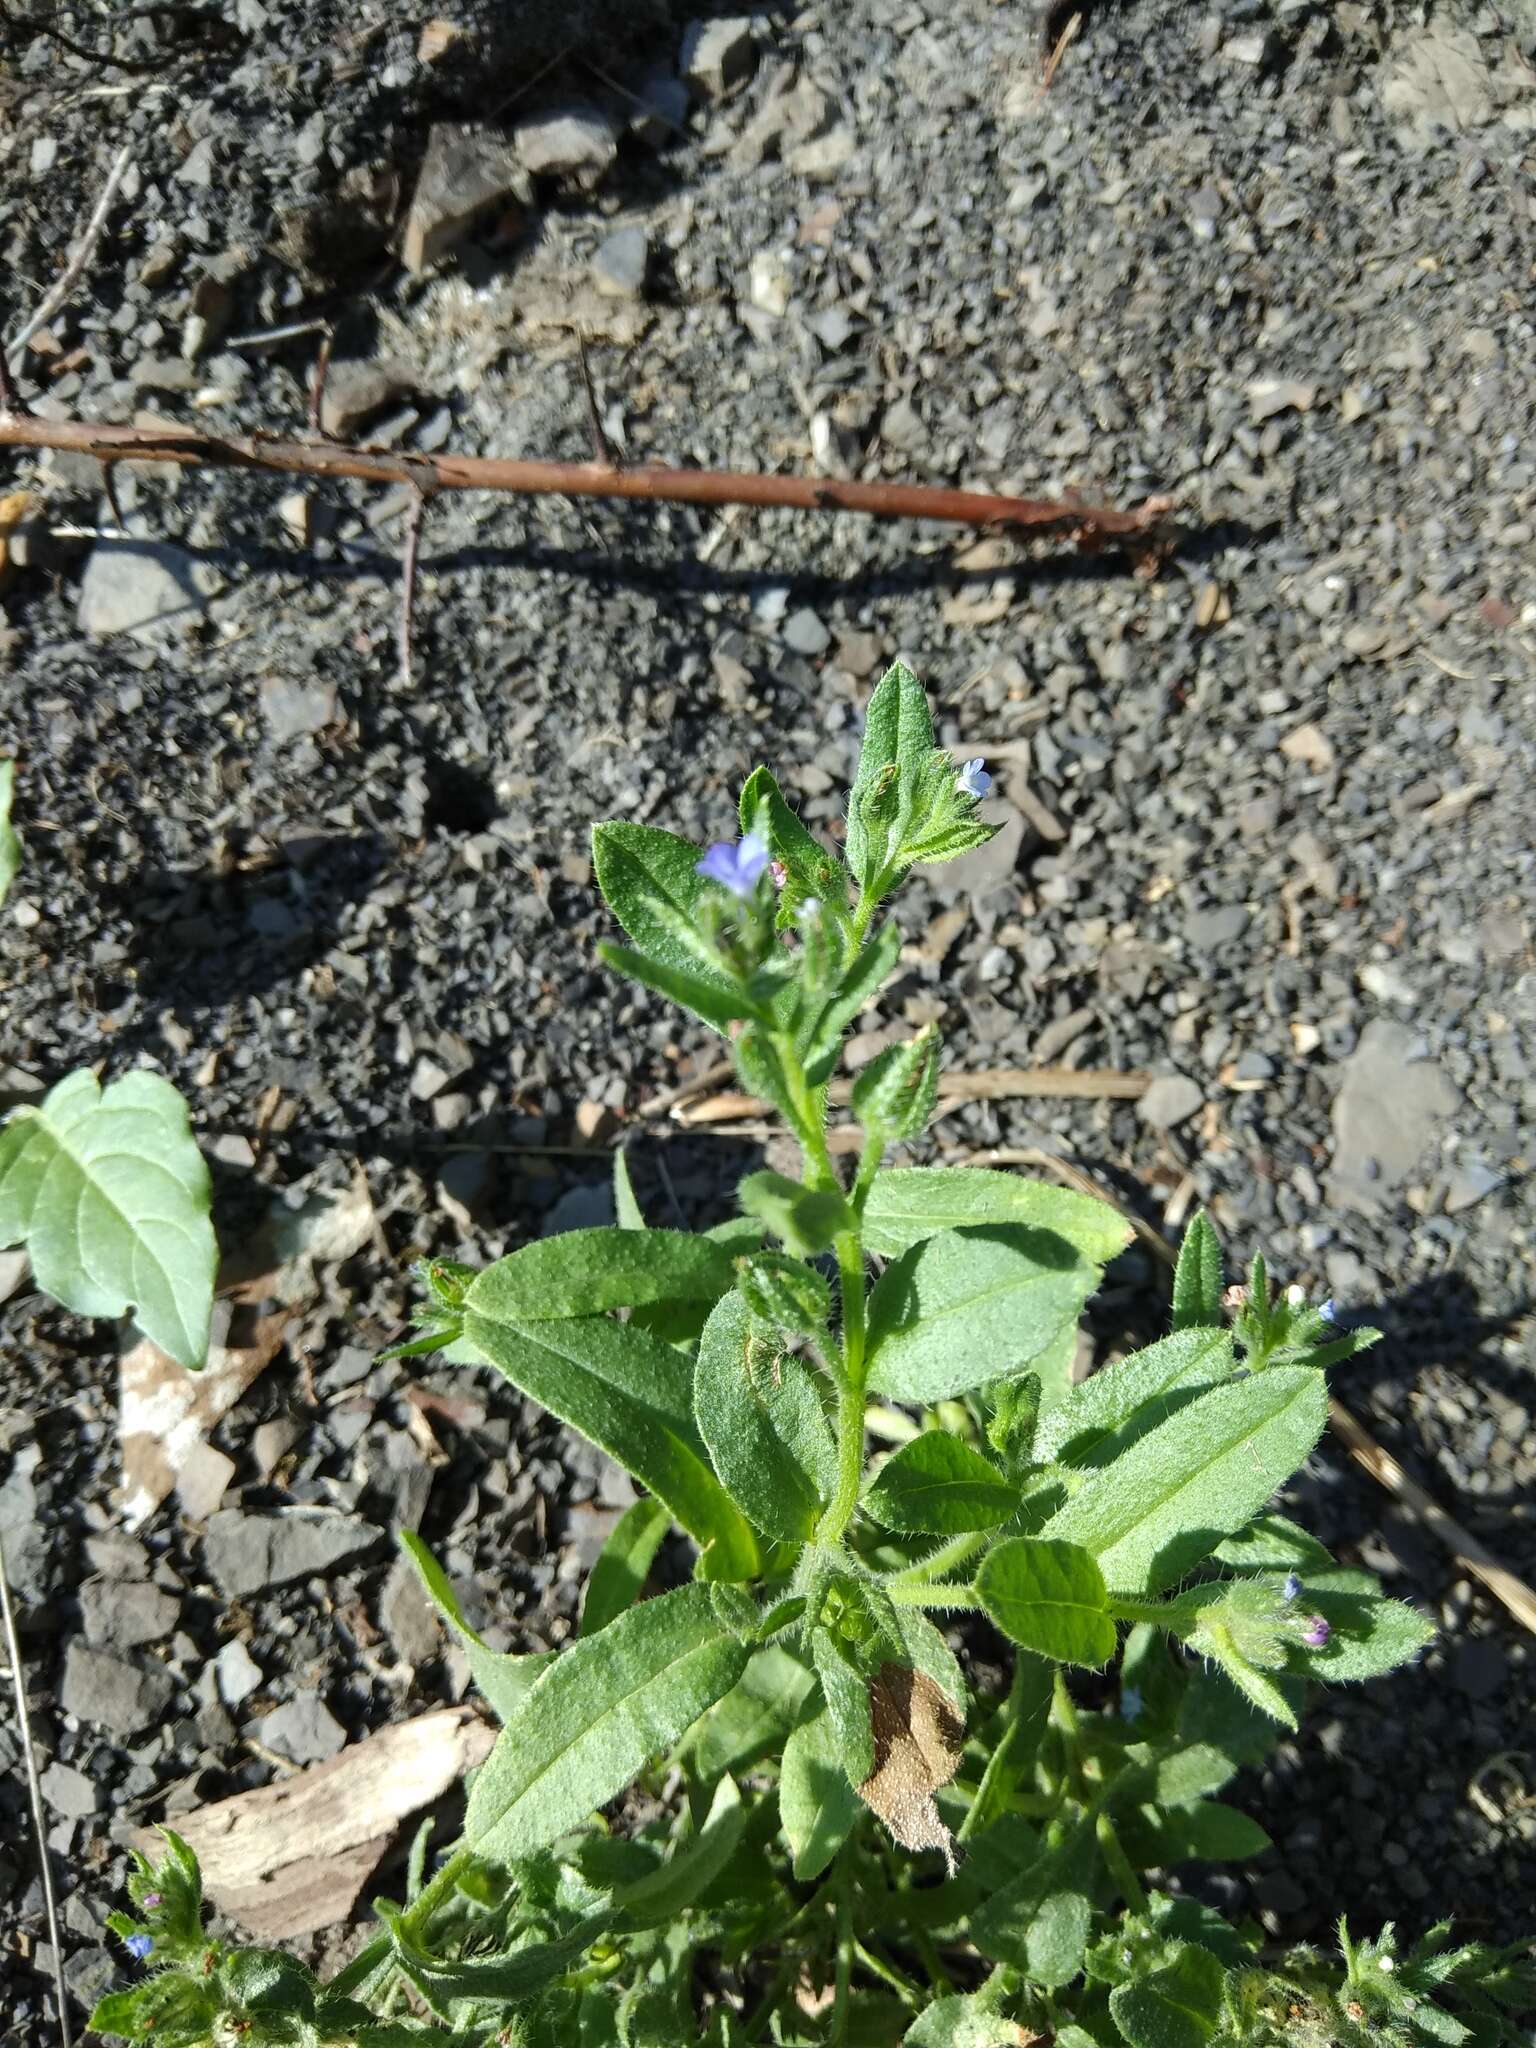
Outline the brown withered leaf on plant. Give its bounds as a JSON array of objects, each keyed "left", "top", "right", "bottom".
[{"left": 858, "top": 1663, "right": 965, "bottom": 1874}]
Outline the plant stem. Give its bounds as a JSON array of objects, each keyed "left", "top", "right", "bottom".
[
  {"left": 886, "top": 1531, "right": 986, "bottom": 1586},
  {"left": 1051, "top": 1666, "right": 1082, "bottom": 1742},
  {"left": 1095, "top": 1810, "right": 1150, "bottom": 1918},
  {"left": 887, "top": 1581, "right": 984, "bottom": 1612},
  {"left": 853, "top": 1937, "right": 922, "bottom": 2006},
  {"left": 817, "top": 1226, "right": 870, "bottom": 1544},
  {"left": 832, "top": 1851, "right": 855, "bottom": 2047}
]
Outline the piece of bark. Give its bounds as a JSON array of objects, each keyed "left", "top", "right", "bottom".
[{"left": 132, "top": 1707, "right": 496, "bottom": 1939}]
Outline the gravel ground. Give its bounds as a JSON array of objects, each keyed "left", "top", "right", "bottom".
[{"left": 2, "top": 0, "right": 1534, "bottom": 2028}]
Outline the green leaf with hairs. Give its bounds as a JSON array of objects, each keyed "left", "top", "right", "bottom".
[
  {"left": 618, "top": 1774, "right": 746, "bottom": 1923},
  {"left": 862, "top": 1166, "right": 1132, "bottom": 1265},
  {"left": 1171, "top": 1212, "right": 1224, "bottom": 1331},
  {"left": 866, "top": 1223, "right": 1097, "bottom": 1404},
  {"left": 845, "top": 661, "right": 937, "bottom": 894},
  {"left": 694, "top": 1291, "right": 837, "bottom": 1541},
  {"left": 863, "top": 1432, "right": 1016, "bottom": 1535},
  {"left": 580, "top": 1497, "right": 671, "bottom": 1638},
  {"left": 592, "top": 820, "right": 730, "bottom": 988},
  {"left": 464, "top": 1584, "right": 747, "bottom": 1864},
  {"left": 461, "top": 1309, "right": 760, "bottom": 1580},
  {"left": 468, "top": 1227, "right": 736, "bottom": 1323},
  {"left": 739, "top": 765, "right": 849, "bottom": 929},
  {"left": 780, "top": 1709, "right": 861, "bottom": 1880},
  {"left": 1036, "top": 1328, "right": 1237, "bottom": 1466},
  {"left": 400, "top": 1531, "right": 553, "bottom": 1721},
  {"left": 1109, "top": 1944, "right": 1227, "bottom": 2048},
  {"left": 0, "top": 1068, "right": 216, "bottom": 1370},
  {"left": 1042, "top": 1369, "right": 1328, "bottom": 1595},
  {"left": 975, "top": 1536, "right": 1117, "bottom": 1668}
]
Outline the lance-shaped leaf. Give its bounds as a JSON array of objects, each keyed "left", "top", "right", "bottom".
[
  {"left": 862, "top": 1166, "right": 1131, "bottom": 1266},
  {"left": 863, "top": 1432, "right": 1016, "bottom": 1535},
  {"left": 580, "top": 1497, "right": 672, "bottom": 1638},
  {"left": 738, "top": 1170, "right": 853, "bottom": 1258},
  {"left": 866, "top": 1223, "right": 1096, "bottom": 1405},
  {"left": 850, "top": 1026, "right": 941, "bottom": 1146},
  {"left": 1172, "top": 1212, "right": 1224, "bottom": 1330},
  {"left": 1043, "top": 1369, "right": 1328, "bottom": 1594},
  {"left": 464, "top": 1583, "right": 748, "bottom": 1863},
  {"left": 739, "top": 765, "right": 849, "bottom": 929},
  {"left": 377, "top": 1900, "right": 611, "bottom": 2013},
  {"left": 799, "top": 920, "right": 902, "bottom": 1085},
  {"left": 845, "top": 661, "right": 936, "bottom": 893},
  {"left": 468, "top": 1227, "right": 736, "bottom": 1323},
  {"left": 1035, "top": 1327, "right": 1236, "bottom": 1466},
  {"left": 975, "top": 1536, "right": 1117, "bottom": 1668},
  {"left": 617, "top": 1774, "right": 746, "bottom": 1923},
  {"left": 461, "top": 1308, "right": 760, "bottom": 1580},
  {"left": 400, "top": 1531, "right": 553, "bottom": 1721},
  {"left": 780, "top": 1708, "right": 861, "bottom": 1881},
  {"left": 598, "top": 939, "right": 763, "bottom": 1035},
  {"left": 0, "top": 1068, "right": 216, "bottom": 1369},
  {"left": 613, "top": 1148, "right": 646, "bottom": 1231},
  {"left": 694, "top": 1292, "right": 838, "bottom": 1541},
  {"left": 693, "top": 1644, "right": 818, "bottom": 1779},
  {"left": 1281, "top": 1573, "right": 1436, "bottom": 1681},
  {"left": 592, "top": 820, "right": 730, "bottom": 986}
]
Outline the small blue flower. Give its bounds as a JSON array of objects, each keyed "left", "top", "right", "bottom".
[
  {"left": 1301, "top": 1615, "right": 1331, "bottom": 1649},
  {"left": 1282, "top": 1571, "right": 1303, "bottom": 1603},
  {"left": 124, "top": 1933, "right": 153, "bottom": 1962},
  {"left": 1120, "top": 1684, "right": 1144, "bottom": 1722},
  {"left": 1319, "top": 1298, "right": 1339, "bottom": 1324},
  {"left": 956, "top": 756, "right": 992, "bottom": 800},
  {"left": 695, "top": 832, "right": 770, "bottom": 899}
]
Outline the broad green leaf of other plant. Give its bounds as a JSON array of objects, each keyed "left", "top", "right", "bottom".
[
  {"left": 464, "top": 1582, "right": 748, "bottom": 1865},
  {"left": 0, "top": 1068, "right": 216, "bottom": 1369},
  {"left": 866, "top": 1223, "right": 1097, "bottom": 1404}
]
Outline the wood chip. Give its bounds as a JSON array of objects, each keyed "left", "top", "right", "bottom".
[{"left": 133, "top": 1708, "right": 496, "bottom": 1938}]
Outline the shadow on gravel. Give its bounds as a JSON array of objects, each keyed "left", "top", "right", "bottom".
[{"left": 116, "top": 831, "right": 389, "bottom": 1016}]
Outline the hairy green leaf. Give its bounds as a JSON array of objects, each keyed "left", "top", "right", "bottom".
[
  {"left": 905, "top": 1994, "right": 1034, "bottom": 2048},
  {"left": 800, "top": 921, "right": 903, "bottom": 1085},
  {"left": 378, "top": 1899, "right": 610, "bottom": 2012},
  {"left": 810, "top": 1624, "right": 876, "bottom": 1788},
  {"left": 739, "top": 765, "right": 849, "bottom": 928},
  {"left": 1211, "top": 1513, "right": 1335, "bottom": 1578},
  {"left": 0, "top": 1068, "right": 216, "bottom": 1369},
  {"left": 1287, "top": 1577, "right": 1436, "bottom": 1680},
  {"left": 862, "top": 1166, "right": 1132, "bottom": 1265},
  {"left": 866, "top": 1223, "right": 1097, "bottom": 1404},
  {"left": 581, "top": 1497, "right": 672, "bottom": 1638},
  {"left": 692, "top": 1645, "right": 818, "bottom": 1779},
  {"left": 1036, "top": 1329, "right": 1236, "bottom": 1466},
  {"left": 468, "top": 1227, "right": 735, "bottom": 1323},
  {"left": 618, "top": 1774, "right": 746, "bottom": 1923},
  {"left": 863, "top": 1432, "right": 1016, "bottom": 1534},
  {"left": 845, "top": 660, "right": 937, "bottom": 894},
  {"left": 462, "top": 1309, "right": 760, "bottom": 1580},
  {"left": 1042, "top": 1368, "right": 1329, "bottom": 1594},
  {"left": 780, "top": 1708, "right": 861, "bottom": 1880},
  {"left": 592, "top": 820, "right": 732, "bottom": 990},
  {"left": 694, "top": 1292, "right": 838, "bottom": 1541},
  {"left": 1171, "top": 1212, "right": 1224, "bottom": 1331},
  {"left": 598, "top": 939, "right": 761, "bottom": 1033},
  {"left": 975, "top": 1536, "right": 1117, "bottom": 1667},
  {"left": 735, "top": 1250, "right": 832, "bottom": 1342},
  {"left": 613, "top": 1147, "right": 645, "bottom": 1230},
  {"left": 1120, "top": 1799, "right": 1272, "bottom": 1867},
  {"left": 400, "top": 1531, "right": 553, "bottom": 1721},
  {"left": 1109, "top": 1943, "right": 1227, "bottom": 2048},
  {"left": 464, "top": 1584, "right": 747, "bottom": 1863}
]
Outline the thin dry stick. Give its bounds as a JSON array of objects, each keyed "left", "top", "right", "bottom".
[
  {"left": 0, "top": 1528, "right": 74, "bottom": 2048},
  {"left": 0, "top": 411, "right": 1176, "bottom": 546},
  {"left": 397, "top": 487, "right": 430, "bottom": 690},
  {"left": 1041, "top": 10, "right": 1083, "bottom": 89},
  {"left": 307, "top": 323, "right": 335, "bottom": 438},
  {"left": 4, "top": 142, "right": 133, "bottom": 367},
  {"left": 1007, "top": 1146, "right": 1536, "bottom": 1639}
]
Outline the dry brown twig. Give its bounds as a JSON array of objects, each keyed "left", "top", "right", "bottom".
[
  {"left": 4, "top": 142, "right": 133, "bottom": 369},
  {"left": 0, "top": 1528, "right": 74, "bottom": 2048}
]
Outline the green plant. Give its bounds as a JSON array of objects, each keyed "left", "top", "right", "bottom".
[
  {"left": 0, "top": 757, "right": 216, "bottom": 1368},
  {"left": 82, "top": 669, "right": 1535, "bottom": 2045}
]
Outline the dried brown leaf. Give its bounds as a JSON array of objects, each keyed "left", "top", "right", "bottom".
[{"left": 858, "top": 1662, "right": 965, "bottom": 1873}]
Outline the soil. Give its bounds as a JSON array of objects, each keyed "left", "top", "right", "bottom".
[{"left": 1, "top": 0, "right": 1533, "bottom": 2030}]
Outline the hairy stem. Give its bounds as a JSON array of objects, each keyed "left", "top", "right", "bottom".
[
  {"left": 886, "top": 1530, "right": 987, "bottom": 1586},
  {"left": 1095, "top": 1810, "right": 1150, "bottom": 1918},
  {"left": 887, "top": 1581, "right": 984, "bottom": 1612}
]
